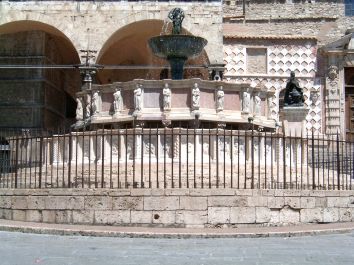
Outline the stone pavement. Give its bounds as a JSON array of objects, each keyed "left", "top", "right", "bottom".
[{"left": 0, "top": 228, "right": 354, "bottom": 265}]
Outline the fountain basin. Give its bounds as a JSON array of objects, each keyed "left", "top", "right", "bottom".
[
  {"left": 149, "top": 35, "right": 207, "bottom": 59},
  {"left": 149, "top": 35, "right": 207, "bottom": 79}
]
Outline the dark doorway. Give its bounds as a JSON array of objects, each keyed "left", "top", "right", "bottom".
[{"left": 345, "top": 67, "right": 354, "bottom": 141}]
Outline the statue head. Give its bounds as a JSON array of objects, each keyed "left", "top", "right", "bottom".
[
  {"left": 328, "top": 65, "right": 338, "bottom": 80},
  {"left": 290, "top": 71, "right": 295, "bottom": 79}
]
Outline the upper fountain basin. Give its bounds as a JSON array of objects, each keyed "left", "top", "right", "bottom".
[{"left": 148, "top": 35, "right": 207, "bottom": 59}]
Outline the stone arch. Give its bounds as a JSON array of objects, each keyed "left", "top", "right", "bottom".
[
  {"left": 0, "top": 20, "right": 81, "bottom": 128},
  {"left": 0, "top": 20, "right": 80, "bottom": 65},
  {"left": 96, "top": 19, "right": 210, "bottom": 84}
]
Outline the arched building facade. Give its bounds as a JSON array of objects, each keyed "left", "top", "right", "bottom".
[
  {"left": 1, "top": 1, "right": 354, "bottom": 139},
  {"left": 0, "top": 1, "right": 222, "bottom": 129}
]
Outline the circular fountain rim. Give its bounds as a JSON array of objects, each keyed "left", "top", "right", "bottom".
[{"left": 148, "top": 34, "right": 208, "bottom": 59}]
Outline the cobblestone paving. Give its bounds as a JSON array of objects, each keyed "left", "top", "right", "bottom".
[{"left": 0, "top": 231, "right": 353, "bottom": 265}]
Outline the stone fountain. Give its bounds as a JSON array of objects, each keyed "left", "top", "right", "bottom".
[
  {"left": 74, "top": 8, "right": 276, "bottom": 130},
  {"left": 148, "top": 8, "right": 207, "bottom": 80}
]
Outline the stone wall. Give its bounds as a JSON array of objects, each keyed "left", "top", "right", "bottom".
[
  {"left": 223, "top": 1, "right": 352, "bottom": 46},
  {"left": 0, "top": 2, "right": 223, "bottom": 65},
  {"left": 223, "top": 37, "right": 321, "bottom": 133},
  {"left": 1, "top": 189, "right": 353, "bottom": 227}
]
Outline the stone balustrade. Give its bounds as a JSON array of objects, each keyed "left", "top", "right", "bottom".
[{"left": 75, "top": 79, "right": 276, "bottom": 129}]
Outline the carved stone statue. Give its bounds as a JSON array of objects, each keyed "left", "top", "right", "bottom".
[
  {"left": 242, "top": 90, "right": 250, "bottom": 113},
  {"left": 216, "top": 86, "right": 224, "bottom": 112},
  {"left": 163, "top": 83, "right": 171, "bottom": 111},
  {"left": 168, "top": 8, "right": 185, "bottom": 35},
  {"left": 92, "top": 90, "right": 101, "bottom": 115},
  {"left": 76, "top": 97, "right": 83, "bottom": 121},
  {"left": 113, "top": 88, "right": 122, "bottom": 114},
  {"left": 284, "top": 71, "right": 304, "bottom": 106},
  {"left": 254, "top": 92, "right": 261, "bottom": 115},
  {"left": 134, "top": 84, "right": 142, "bottom": 112},
  {"left": 192, "top": 83, "right": 200, "bottom": 110}
]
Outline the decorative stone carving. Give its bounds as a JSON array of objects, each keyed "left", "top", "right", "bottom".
[
  {"left": 113, "top": 88, "right": 122, "bottom": 115},
  {"left": 216, "top": 86, "right": 224, "bottom": 112},
  {"left": 325, "top": 64, "right": 340, "bottom": 135},
  {"left": 242, "top": 90, "right": 251, "bottom": 113},
  {"left": 192, "top": 83, "right": 200, "bottom": 110},
  {"left": 85, "top": 94, "right": 91, "bottom": 119},
  {"left": 92, "top": 90, "right": 101, "bottom": 115},
  {"left": 328, "top": 65, "right": 338, "bottom": 81},
  {"left": 173, "top": 134, "right": 180, "bottom": 159},
  {"left": 134, "top": 84, "right": 142, "bottom": 112},
  {"left": 76, "top": 97, "right": 83, "bottom": 121},
  {"left": 310, "top": 91, "right": 319, "bottom": 105},
  {"left": 254, "top": 92, "right": 261, "bottom": 115},
  {"left": 134, "top": 121, "right": 145, "bottom": 128},
  {"left": 163, "top": 83, "right": 171, "bottom": 111},
  {"left": 217, "top": 122, "right": 226, "bottom": 129},
  {"left": 143, "top": 140, "right": 156, "bottom": 156},
  {"left": 162, "top": 119, "right": 171, "bottom": 128}
]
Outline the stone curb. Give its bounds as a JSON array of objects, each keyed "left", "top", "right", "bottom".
[{"left": 0, "top": 220, "right": 354, "bottom": 239}]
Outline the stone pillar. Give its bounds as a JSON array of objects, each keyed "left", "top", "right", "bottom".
[
  {"left": 79, "top": 135, "right": 90, "bottom": 164},
  {"left": 173, "top": 131, "right": 180, "bottom": 160},
  {"left": 89, "top": 135, "right": 96, "bottom": 163},
  {"left": 281, "top": 106, "right": 308, "bottom": 137},
  {"left": 52, "top": 137, "right": 61, "bottom": 164},
  {"left": 95, "top": 133, "right": 110, "bottom": 164},
  {"left": 71, "top": 135, "right": 78, "bottom": 164},
  {"left": 119, "top": 131, "right": 126, "bottom": 162},
  {"left": 210, "top": 131, "right": 216, "bottom": 161},
  {"left": 325, "top": 64, "right": 341, "bottom": 136},
  {"left": 103, "top": 134, "right": 111, "bottom": 163},
  {"left": 195, "top": 132, "right": 202, "bottom": 162},
  {"left": 135, "top": 134, "right": 143, "bottom": 160}
]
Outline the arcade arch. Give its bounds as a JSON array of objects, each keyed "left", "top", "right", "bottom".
[
  {"left": 96, "top": 20, "right": 210, "bottom": 84},
  {"left": 0, "top": 21, "right": 81, "bottom": 128}
]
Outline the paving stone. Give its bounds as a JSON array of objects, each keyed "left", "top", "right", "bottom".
[{"left": 1, "top": 229, "right": 353, "bottom": 265}]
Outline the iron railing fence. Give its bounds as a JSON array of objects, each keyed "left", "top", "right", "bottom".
[{"left": 0, "top": 127, "right": 353, "bottom": 190}]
